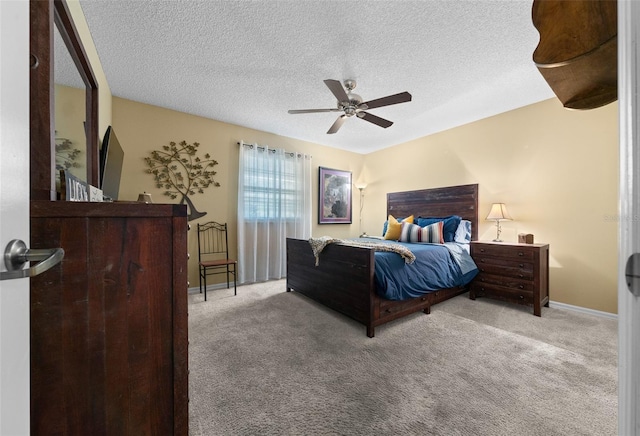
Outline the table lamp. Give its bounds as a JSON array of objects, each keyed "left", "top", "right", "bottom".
[{"left": 486, "top": 203, "right": 512, "bottom": 242}]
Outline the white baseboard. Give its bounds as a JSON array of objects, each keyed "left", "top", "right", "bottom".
[{"left": 549, "top": 300, "right": 618, "bottom": 320}]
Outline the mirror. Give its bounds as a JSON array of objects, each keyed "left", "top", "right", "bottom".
[
  {"left": 53, "top": 0, "right": 99, "bottom": 191},
  {"left": 54, "top": 24, "right": 87, "bottom": 187},
  {"left": 30, "top": 0, "right": 99, "bottom": 200}
]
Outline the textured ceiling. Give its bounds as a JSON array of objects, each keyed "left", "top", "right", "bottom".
[{"left": 78, "top": 0, "right": 554, "bottom": 154}]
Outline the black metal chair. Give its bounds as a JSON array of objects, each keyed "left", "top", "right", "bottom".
[{"left": 197, "top": 221, "right": 237, "bottom": 301}]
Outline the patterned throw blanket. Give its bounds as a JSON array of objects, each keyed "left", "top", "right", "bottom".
[{"left": 308, "top": 236, "right": 416, "bottom": 266}]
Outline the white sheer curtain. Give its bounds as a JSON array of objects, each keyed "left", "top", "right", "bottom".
[{"left": 237, "top": 141, "right": 312, "bottom": 284}]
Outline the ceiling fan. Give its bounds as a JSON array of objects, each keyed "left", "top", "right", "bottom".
[{"left": 288, "top": 79, "right": 412, "bottom": 134}]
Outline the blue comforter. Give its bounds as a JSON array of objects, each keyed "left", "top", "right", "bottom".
[{"left": 362, "top": 239, "right": 478, "bottom": 300}]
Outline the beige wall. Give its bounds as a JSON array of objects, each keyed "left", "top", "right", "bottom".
[
  {"left": 113, "top": 96, "right": 618, "bottom": 314},
  {"left": 112, "top": 97, "right": 365, "bottom": 291},
  {"left": 363, "top": 98, "right": 619, "bottom": 314}
]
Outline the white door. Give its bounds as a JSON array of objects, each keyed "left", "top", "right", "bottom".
[
  {"left": 619, "top": 1, "right": 640, "bottom": 434},
  {"left": 0, "top": 0, "right": 31, "bottom": 434}
]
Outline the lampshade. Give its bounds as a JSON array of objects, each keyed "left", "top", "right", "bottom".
[
  {"left": 137, "top": 192, "right": 153, "bottom": 203},
  {"left": 486, "top": 203, "right": 512, "bottom": 221},
  {"left": 355, "top": 182, "right": 368, "bottom": 191}
]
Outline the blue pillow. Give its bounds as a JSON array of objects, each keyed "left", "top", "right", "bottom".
[{"left": 416, "top": 215, "right": 462, "bottom": 242}]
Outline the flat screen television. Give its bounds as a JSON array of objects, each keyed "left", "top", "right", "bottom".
[{"left": 99, "top": 126, "right": 124, "bottom": 201}]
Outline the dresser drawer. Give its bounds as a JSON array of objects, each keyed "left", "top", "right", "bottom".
[
  {"left": 471, "top": 244, "right": 535, "bottom": 260},
  {"left": 470, "top": 283, "right": 533, "bottom": 305},
  {"left": 474, "top": 257, "right": 534, "bottom": 280},
  {"left": 379, "top": 294, "right": 429, "bottom": 319},
  {"left": 474, "top": 272, "right": 534, "bottom": 292}
]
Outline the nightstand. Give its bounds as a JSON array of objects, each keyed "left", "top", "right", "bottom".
[{"left": 469, "top": 241, "right": 550, "bottom": 316}]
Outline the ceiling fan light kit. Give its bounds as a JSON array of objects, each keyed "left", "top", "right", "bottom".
[{"left": 288, "top": 79, "right": 412, "bottom": 134}]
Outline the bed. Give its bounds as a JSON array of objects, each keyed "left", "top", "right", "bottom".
[{"left": 286, "top": 183, "right": 479, "bottom": 337}]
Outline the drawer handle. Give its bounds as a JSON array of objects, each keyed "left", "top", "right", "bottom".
[
  {"left": 518, "top": 252, "right": 524, "bottom": 257},
  {"left": 519, "top": 263, "right": 524, "bottom": 268},
  {"left": 519, "top": 295, "right": 524, "bottom": 299},
  {"left": 480, "top": 278, "right": 485, "bottom": 282},
  {"left": 480, "top": 248, "right": 486, "bottom": 252},
  {"left": 518, "top": 285, "right": 524, "bottom": 289},
  {"left": 519, "top": 274, "right": 524, "bottom": 278}
]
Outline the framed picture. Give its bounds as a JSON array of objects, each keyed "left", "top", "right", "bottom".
[{"left": 318, "top": 167, "right": 352, "bottom": 224}]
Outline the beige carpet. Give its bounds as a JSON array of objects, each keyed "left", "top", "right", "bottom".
[{"left": 188, "top": 280, "right": 617, "bottom": 436}]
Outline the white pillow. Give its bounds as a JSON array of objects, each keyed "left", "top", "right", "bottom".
[{"left": 454, "top": 220, "right": 472, "bottom": 243}]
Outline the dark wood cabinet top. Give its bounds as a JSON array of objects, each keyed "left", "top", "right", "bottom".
[
  {"left": 31, "top": 200, "right": 187, "bottom": 218},
  {"left": 471, "top": 240, "right": 549, "bottom": 249}
]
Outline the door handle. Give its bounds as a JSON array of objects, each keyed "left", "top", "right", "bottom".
[
  {"left": 626, "top": 253, "right": 640, "bottom": 296},
  {"left": 0, "top": 239, "right": 64, "bottom": 281}
]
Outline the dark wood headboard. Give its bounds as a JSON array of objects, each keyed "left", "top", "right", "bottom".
[{"left": 386, "top": 184, "right": 479, "bottom": 241}]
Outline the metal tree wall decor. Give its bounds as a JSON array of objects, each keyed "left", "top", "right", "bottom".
[
  {"left": 55, "top": 134, "right": 82, "bottom": 172},
  {"left": 144, "top": 140, "right": 220, "bottom": 221},
  {"left": 55, "top": 133, "right": 83, "bottom": 195}
]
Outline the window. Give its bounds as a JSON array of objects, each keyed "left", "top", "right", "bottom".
[{"left": 242, "top": 150, "right": 303, "bottom": 220}]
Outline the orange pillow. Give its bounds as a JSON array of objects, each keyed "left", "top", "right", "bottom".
[
  {"left": 384, "top": 220, "right": 402, "bottom": 240},
  {"left": 384, "top": 214, "right": 414, "bottom": 240},
  {"left": 404, "top": 215, "right": 414, "bottom": 224},
  {"left": 389, "top": 214, "right": 414, "bottom": 225}
]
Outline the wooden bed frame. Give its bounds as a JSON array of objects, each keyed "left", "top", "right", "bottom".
[{"left": 286, "top": 183, "right": 479, "bottom": 337}]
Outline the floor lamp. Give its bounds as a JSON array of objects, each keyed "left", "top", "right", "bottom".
[{"left": 355, "top": 183, "right": 367, "bottom": 237}]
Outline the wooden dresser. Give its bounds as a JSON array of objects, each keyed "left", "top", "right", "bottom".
[
  {"left": 29, "top": 201, "right": 189, "bottom": 435},
  {"left": 469, "top": 241, "right": 550, "bottom": 316}
]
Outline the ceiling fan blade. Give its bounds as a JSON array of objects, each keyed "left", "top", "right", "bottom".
[
  {"left": 358, "top": 111, "right": 393, "bottom": 129},
  {"left": 324, "top": 79, "right": 349, "bottom": 102},
  {"left": 327, "top": 115, "right": 347, "bottom": 134},
  {"left": 360, "top": 91, "right": 412, "bottom": 110},
  {"left": 288, "top": 108, "right": 340, "bottom": 114}
]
